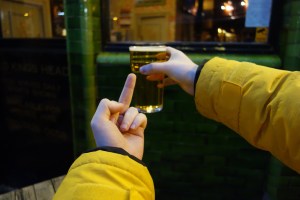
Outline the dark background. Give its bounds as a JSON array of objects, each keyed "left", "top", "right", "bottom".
[{"left": 0, "top": 39, "right": 73, "bottom": 193}]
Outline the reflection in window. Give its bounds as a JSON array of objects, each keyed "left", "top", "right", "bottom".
[
  {"left": 0, "top": 0, "right": 65, "bottom": 38},
  {"left": 51, "top": 0, "right": 66, "bottom": 37},
  {"left": 108, "top": 0, "right": 271, "bottom": 43}
]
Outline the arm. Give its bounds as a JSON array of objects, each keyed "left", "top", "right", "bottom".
[
  {"left": 140, "top": 47, "right": 300, "bottom": 173},
  {"left": 53, "top": 74, "right": 154, "bottom": 199},
  {"left": 195, "top": 57, "right": 300, "bottom": 173}
]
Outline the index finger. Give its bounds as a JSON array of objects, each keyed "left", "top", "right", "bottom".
[{"left": 118, "top": 73, "right": 136, "bottom": 109}]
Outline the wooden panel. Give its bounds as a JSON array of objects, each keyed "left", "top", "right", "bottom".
[
  {"left": 51, "top": 175, "right": 65, "bottom": 191},
  {"left": 33, "top": 180, "right": 55, "bottom": 200},
  {"left": 0, "top": 191, "right": 15, "bottom": 200},
  {"left": 15, "top": 186, "right": 36, "bottom": 200},
  {"left": 135, "top": 0, "right": 166, "bottom": 7},
  {"left": 0, "top": 175, "right": 65, "bottom": 200},
  {"left": 135, "top": 14, "right": 168, "bottom": 41}
]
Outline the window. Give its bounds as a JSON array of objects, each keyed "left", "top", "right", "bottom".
[
  {"left": 102, "top": 0, "right": 280, "bottom": 53},
  {"left": 0, "top": 0, "right": 65, "bottom": 38}
]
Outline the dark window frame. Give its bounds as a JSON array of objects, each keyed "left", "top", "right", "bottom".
[{"left": 101, "top": 0, "right": 282, "bottom": 54}]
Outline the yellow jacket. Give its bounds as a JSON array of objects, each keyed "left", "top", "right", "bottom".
[
  {"left": 53, "top": 148, "right": 154, "bottom": 199},
  {"left": 54, "top": 57, "right": 299, "bottom": 199},
  {"left": 195, "top": 57, "right": 300, "bottom": 173}
]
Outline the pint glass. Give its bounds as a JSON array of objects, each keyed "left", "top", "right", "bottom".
[{"left": 129, "top": 46, "right": 167, "bottom": 113}]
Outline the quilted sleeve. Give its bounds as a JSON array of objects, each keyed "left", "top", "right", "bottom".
[
  {"left": 53, "top": 150, "right": 154, "bottom": 199},
  {"left": 195, "top": 57, "right": 300, "bottom": 173}
]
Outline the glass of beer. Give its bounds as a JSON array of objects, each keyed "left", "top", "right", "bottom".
[{"left": 129, "top": 46, "right": 167, "bottom": 113}]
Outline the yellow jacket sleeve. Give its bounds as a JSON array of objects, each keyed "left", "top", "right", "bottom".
[
  {"left": 53, "top": 150, "right": 154, "bottom": 200},
  {"left": 195, "top": 57, "right": 300, "bottom": 173}
]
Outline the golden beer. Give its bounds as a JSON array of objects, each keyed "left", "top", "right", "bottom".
[{"left": 129, "top": 46, "right": 167, "bottom": 113}]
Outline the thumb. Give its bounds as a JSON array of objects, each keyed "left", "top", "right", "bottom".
[
  {"left": 140, "top": 62, "right": 168, "bottom": 75},
  {"left": 139, "top": 46, "right": 180, "bottom": 75},
  {"left": 92, "top": 99, "right": 123, "bottom": 124}
]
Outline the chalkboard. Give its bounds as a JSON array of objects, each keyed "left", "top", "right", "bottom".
[{"left": 0, "top": 40, "right": 73, "bottom": 190}]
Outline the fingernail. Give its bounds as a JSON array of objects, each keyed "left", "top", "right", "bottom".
[
  {"left": 130, "top": 124, "right": 136, "bottom": 129},
  {"left": 121, "top": 124, "right": 128, "bottom": 131},
  {"left": 140, "top": 67, "right": 146, "bottom": 74}
]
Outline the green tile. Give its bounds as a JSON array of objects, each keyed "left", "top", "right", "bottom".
[
  {"left": 277, "top": 186, "right": 300, "bottom": 199},
  {"left": 66, "top": 16, "right": 97, "bottom": 30},
  {"left": 91, "top": 3, "right": 101, "bottom": 17},
  {"left": 67, "top": 29, "right": 84, "bottom": 41},
  {"left": 67, "top": 29, "right": 94, "bottom": 42},
  {"left": 72, "top": 129, "right": 96, "bottom": 156},
  {"left": 281, "top": 165, "right": 300, "bottom": 176},
  {"left": 161, "top": 100, "right": 175, "bottom": 112},
  {"left": 70, "top": 63, "right": 96, "bottom": 77},
  {"left": 71, "top": 85, "right": 96, "bottom": 101},
  {"left": 71, "top": 109, "right": 95, "bottom": 123},
  {"left": 268, "top": 157, "right": 284, "bottom": 176},
  {"left": 290, "top": 2, "right": 300, "bottom": 16},
  {"left": 64, "top": 0, "right": 101, "bottom": 159},
  {"left": 287, "top": 30, "right": 300, "bottom": 44},
  {"left": 204, "top": 155, "right": 225, "bottom": 165},
  {"left": 64, "top": 3, "right": 79, "bottom": 16},
  {"left": 97, "top": 53, "right": 130, "bottom": 64},
  {"left": 98, "top": 65, "right": 130, "bottom": 75},
  {"left": 284, "top": 57, "right": 300, "bottom": 70},
  {"left": 289, "top": 177, "right": 300, "bottom": 186},
  {"left": 97, "top": 87, "right": 120, "bottom": 100},
  {"left": 289, "top": 16, "right": 300, "bottom": 31},
  {"left": 196, "top": 123, "right": 218, "bottom": 133},
  {"left": 69, "top": 75, "right": 96, "bottom": 87},
  {"left": 72, "top": 95, "right": 95, "bottom": 111},
  {"left": 143, "top": 150, "right": 162, "bottom": 162},
  {"left": 283, "top": 2, "right": 291, "bottom": 17},
  {"left": 69, "top": 53, "right": 95, "bottom": 67},
  {"left": 92, "top": 17, "right": 101, "bottom": 29},
  {"left": 173, "top": 121, "right": 196, "bottom": 133},
  {"left": 266, "top": 186, "right": 278, "bottom": 200},
  {"left": 67, "top": 41, "right": 94, "bottom": 54},
  {"left": 65, "top": 2, "right": 94, "bottom": 17},
  {"left": 80, "top": 16, "right": 94, "bottom": 30},
  {"left": 65, "top": 0, "right": 80, "bottom": 4},
  {"left": 66, "top": 17, "right": 81, "bottom": 29},
  {"left": 285, "top": 44, "right": 300, "bottom": 57},
  {"left": 225, "top": 176, "right": 245, "bottom": 186},
  {"left": 73, "top": 104, "right": 96, "bottom": 119},
  {"left": 93, "top": 30, "right": 102, "bottom": 41},
  {"left": 93, "top": 41, "right": 102, "bottom": 54}
]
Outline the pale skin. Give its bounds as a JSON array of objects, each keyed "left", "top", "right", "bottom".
[
  {"left": 140, "top": 47, "right": 198, "bottom": 96},
  {"left": 91, "top": 73, "right": 147, "bottom": 160}
]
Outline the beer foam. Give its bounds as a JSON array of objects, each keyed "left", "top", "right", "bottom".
[{"left": 129, "top": 46, "right": 166, "bottom": 52}]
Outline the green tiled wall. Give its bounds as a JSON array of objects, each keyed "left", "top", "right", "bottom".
[
  {"left": 282, "top": 0, "right": 300, "bottom": 70},
  {"left": 64, "top": 0, "right": 102, "bottom": 156}
]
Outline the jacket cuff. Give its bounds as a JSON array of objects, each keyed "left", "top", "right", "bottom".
[
  {"left": 194, "top": 59, "right": 209, "bottom": 95},
  {"left": 85, "top": 146, "right": 146, "bottom": 166}
]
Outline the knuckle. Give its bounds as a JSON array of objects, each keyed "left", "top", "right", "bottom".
[
  {"left": 90, "top": 118, "right": 97, "bottom": 128},
  {"left": 100, "top": 98, "right": 109, "bottom": 105},
  {"left": 139, "top": 113, "right": 147, "bottom": 120},
  {"left": 129, "top": 106, "right": 139, "bottom": 113}
]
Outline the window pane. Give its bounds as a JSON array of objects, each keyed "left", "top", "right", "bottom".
[
  {"left": 0, "top": 0, "right": 66, "bottom": 38},
  {"left": 108, "top": 0, "right": 272, "bottom": 43}
]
